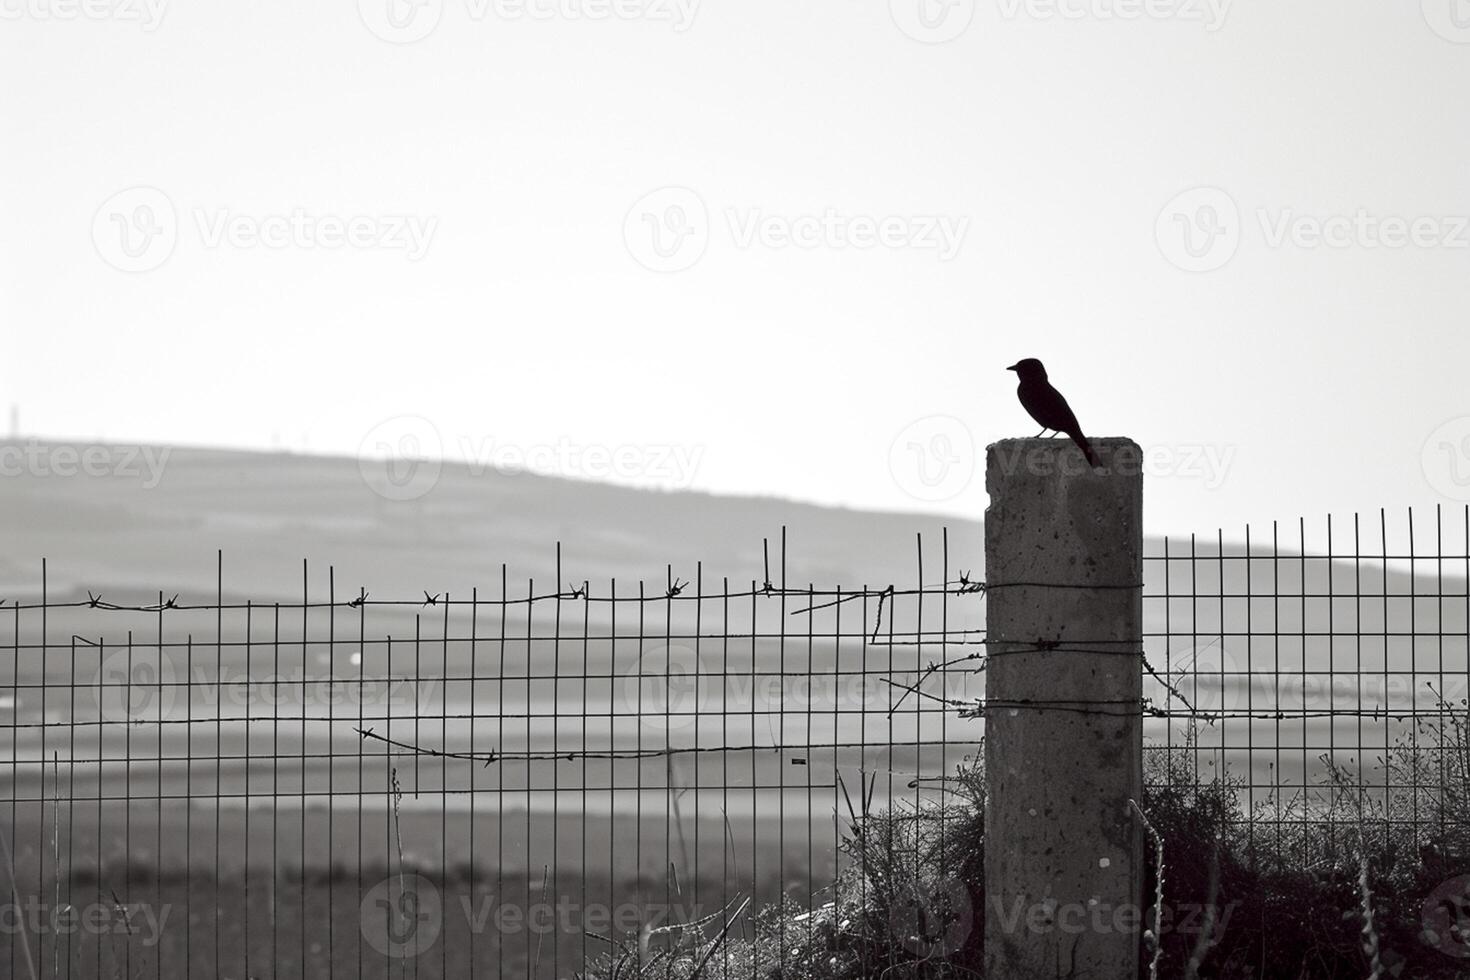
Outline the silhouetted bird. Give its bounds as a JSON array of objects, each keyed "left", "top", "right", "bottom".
[{"left": 1007, "top": 358, "right": 1102, "bottom": 468}]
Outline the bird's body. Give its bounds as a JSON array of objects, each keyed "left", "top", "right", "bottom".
[{"left": 1008, "top": 358, "right": 1102, "bottom": 468}]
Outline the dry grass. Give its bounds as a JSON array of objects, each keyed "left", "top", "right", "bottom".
[{"left": 583, "top": 696, "right": 1470, "bottom": 979}]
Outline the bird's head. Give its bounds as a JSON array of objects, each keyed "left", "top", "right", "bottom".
[{"left": 1007, "top": 358, "right": 1047, "bottom": 381}]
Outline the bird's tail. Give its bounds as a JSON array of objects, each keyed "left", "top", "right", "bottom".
[{"left": 1070, "top": 432, "right": 1102, "bottom": 469}]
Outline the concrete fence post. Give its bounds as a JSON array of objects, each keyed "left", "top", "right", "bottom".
[{"left": 982, "top": 437, "right": 1144, "bottom": 979}]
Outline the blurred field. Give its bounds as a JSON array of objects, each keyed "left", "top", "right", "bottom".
[{"left": 1, "top": 804, "right": 839, "bottom": 979}]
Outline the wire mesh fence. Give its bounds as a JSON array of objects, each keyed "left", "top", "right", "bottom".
[
  {"left": 0, "top": 533, "right": 984, "bottom": 979},
  {"left": 1142, "top": 507, "right": 1470, "bottom": 866},
  {"left": 0, "top": 509, "right": 1467, "bottom": 977}
]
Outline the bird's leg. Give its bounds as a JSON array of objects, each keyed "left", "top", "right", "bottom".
[{"left": 1034, "top": 428, "right": 1049, "bottom": 437}]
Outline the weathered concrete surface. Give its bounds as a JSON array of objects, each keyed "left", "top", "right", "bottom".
[{"left": 982, "top": 438, "right": 1144, "bottom": 979}]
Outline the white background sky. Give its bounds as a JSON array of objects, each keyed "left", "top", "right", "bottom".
[{"left": 3, "top": 0, "right": 1470, "bottom": 538}]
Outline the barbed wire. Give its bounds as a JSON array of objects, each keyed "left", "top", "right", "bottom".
[{"left": 6, "top": 537, "right": 1468, "bottom": 776}]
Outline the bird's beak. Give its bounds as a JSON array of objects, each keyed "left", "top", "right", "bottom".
[{"left": 1006, "top": 363, "right": 1018, "bottom": 371}]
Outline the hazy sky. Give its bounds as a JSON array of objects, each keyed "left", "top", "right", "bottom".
[{"left": 4, "top": 0, "right": 1470, "bottom": 538}]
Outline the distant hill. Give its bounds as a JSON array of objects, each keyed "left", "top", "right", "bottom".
[
  {"left": 0, "top": 441, "right": 982, "bottom": 601},
  {"left": 1, "top": 441, "right": 1462, "bottom": 609}
]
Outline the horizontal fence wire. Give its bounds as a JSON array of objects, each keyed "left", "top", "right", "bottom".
[{"left": 0, "top": 508, "right": 1467, "bottom": 976}]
